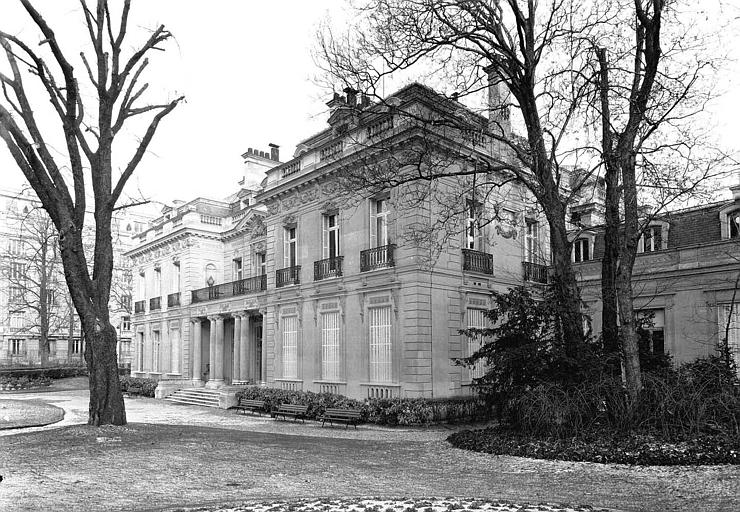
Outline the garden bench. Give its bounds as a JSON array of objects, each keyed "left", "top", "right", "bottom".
[
  {"left": 234, "top": 398, "right": 267, "bottom": 416},
  {"left": 127, "top": 385, "right": 142, "bottom": 396},
  {"left": 271, "top": 403, "right": 309, "bottom": 423},
  {"left": 319, "top": 408, "right": 363, "bottom": 429}
]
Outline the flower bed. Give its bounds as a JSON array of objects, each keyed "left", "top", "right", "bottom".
[{"left": 448, "top": 426, "right": 740, "bottom": 465}]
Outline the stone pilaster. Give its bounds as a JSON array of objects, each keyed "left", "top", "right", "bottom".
[
  {"left": 240, "top": 313, "right": 250, "bottom": 381},
  {"left": 233, "top": 314, "right": 242, "bottom": 382},
  {"left": 191, "top": 319, "right": 203, "bottom": 386}
]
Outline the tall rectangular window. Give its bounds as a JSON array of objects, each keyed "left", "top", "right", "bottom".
[
  {"left": 10, "top": 261, "right": 23, "bottom": 280},
  {"left": 323, "top": 213, "right": 340, "bottom": 259},
  {"left": 637, "top": 309, "right": 665, "bottom": 355},
  {"left": 255, "top": 252, "right": 266, "bottom": 276},
  {"left": 153, "top": 268, "right": 161, "bottom": 296},
  {"left": 282, "top": 316, "right": 298, "bottom": 379},
  {"left": 121, "top": 315, "right": 131, "bottom": 332},
  {"left": 153, "top": 330, "right": 161, "bottom": 372},
  {"left": 640, "top": 225, "right": 663, "bottom": 253},
  {"left": 370, "top": 198, "right": 389, "bottom": 248},
  {"left": 172, "top": 262, "right": 181, "bottom": 292},
  {"left": 9, "top": 286, "right": 22, "bottom": 304},
  {"left": 10, "top": 311, "right": 24, "bottom": 330},
  {"left": 321, "top": 310, "right": 341, "bottom": 381},
  {"left": 284, "top": 227, "right": 297, "bottom": 268},
  {"left": 233, "top": 257, "right": 243, "bottom": 280},
  {"left": 10, "top": 339, "right": 23, "bottom": 355},
  {"left": 466, "top": 199, "right": 482, "bottom": 250},
  {"left": 466, "top": 308, "right": 488, "bottom": 380},
  {"left": 525, "top": 220, "right": 539, "bottom": 263},
  {"left": 8, "top": 238, "right": 22, "bottom": 256},
  {"left": 573, "top": 238, "right": 591, "bottom": 262},
  {"left": 368, "top": 306, "right": 392, "bottom": 382}
]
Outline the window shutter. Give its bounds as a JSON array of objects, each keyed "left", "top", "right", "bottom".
[
  {"left": 369, "top": 200, "right": 378, "bottom": 248},
  {"left": 322, "top": 215, "right": 329, "bottom": 259}
]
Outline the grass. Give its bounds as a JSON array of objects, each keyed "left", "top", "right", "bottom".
[
  {"left": 1, "top": 422, "right": 739, "bottom": 511},
  {"left": 0, "top": 399, "right": 64, "bottom": 430}
]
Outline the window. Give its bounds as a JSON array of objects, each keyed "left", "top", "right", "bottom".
[
  {"left": 256, "top": 252, "right": 266, "bottom": 276},
  {"left": 10, "top": 261, "right": 24, "bottom": 280},
  {"left": 525, "top": 220, "right": 539, "bottom": 263},
  {"left": 46, "top": 290, "right": 55, "bottom": 307},
  {"left": 10, "top": 338, "right": 23, "bottom": 356},
  {"left": 152, "top": 330, "right": 161, "bottom": 372},
  {"left": 121, "top": 315, "right": 131, "bottom": 332},
  {"left": 284, "top": 227, "right": 297, "bottom": 268},
  {"left": 321, "top": 310, "right": 341, "bottom": 381},
  {"left": 138, "top": 271, "right": 146, "bottom": 299},
  {"left": 466, "top": 199, "right": 482, "bottom": 250},
  {"left": 122, "top": 294, "right": 132, "bottom": 311},
  {"left": 370, "top": 198, "right": 389, "bottom": 248},
  {"left": 282, "top": 316, "right": 298, "bottom": 379},
  {"left": 233, "top": 257, "right": 243, "bottom": 280},
  {"left": 466, "top": 308, "right": 488, "bottom": 380},
  {"left": 637, "top": 309, "right": 665, "bottom": 355},
  {"left": 323, "top": 213, "right": 340, "bottom": 259},
  {"left": 134, "top": 221, "right": 145, "bottom": 233},
  {"left": 368, "top": 306, "right": 393, "bottom": 382},
  {"left": 172, "top": 262, "right": 181, "bottom": 292},
  {"left": 9, "top": 286, "right": 23, "bottom": 304},
  {"left": 71, "top": 337, "right": 82, "bottom": 355},
  {"left": 154, "top": 267, "right": 162, "bottom": 296},
  {"left": 9, "top": 311, "right": 24, "bottom": 330},
  {"left": 8, "top": 238, "right": 22, "bottom": 255},
  {"left": 730, "top": 211, "right": 740, "bottom": 239},
  {"left": 720, "top": 304, "right": 740, "bottom": 374},
  {"left": 639, "top": 225, "right": 663, "bottom": 253},
  {"left": 573, "top": 238, "right": 591, "bottom": 262}
]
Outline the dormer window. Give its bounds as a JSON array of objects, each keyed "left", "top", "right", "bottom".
[
  {"left": 730, "top": 211, "right": 740, "bottom": 239},
  {"left": 573, "top": 238, "right": 591, "bottom": 262},
  {"left": 639, "top": 225, "right": 663, "bottom": 253}
]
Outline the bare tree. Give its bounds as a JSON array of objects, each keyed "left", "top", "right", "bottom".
[
  {"left": 1, "top": 205, "right": 66, "bottom": 365},
  {"left": 591, "top": 0, "right": 733, "bottom": 399},
  {"left": 0, "top": 1, "right": 183, "bottom": 425},
  {"left": 316, "top": 0, "right": 612, "bottom": 352}
]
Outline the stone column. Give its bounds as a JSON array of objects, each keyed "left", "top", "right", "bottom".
[
  {"left": 208, "top": 316, "right": 217, "bottom": 383},
  {"left": 212, "top": 315, "right": 225, "bottom": 386},
  {"left": 233, "top": 314, "right": 242, "bottom": 383},
  {"left": 240, "top": 313, "right": 250, "bottom": 381},
  {"left": 170, "top": 325, "right": 180, "bottom": 374},
  {"left": 191, "top": 319, "right": 202, "bottom": 385}
]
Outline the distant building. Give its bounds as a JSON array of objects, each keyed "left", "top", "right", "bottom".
[
  {"left": 127, "top": 81, "right": 556, "bottom": 400},
  {"left": 0, "top": 187, "right": 152, "bottom": 367}
]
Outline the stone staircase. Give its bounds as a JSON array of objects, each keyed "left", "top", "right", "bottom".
[{"left": 164, "top": 388, "right": 221, "bottom": 408}]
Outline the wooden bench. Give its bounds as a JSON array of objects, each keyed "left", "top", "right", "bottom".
[
  {"left": 271, "top": 403, "right": 309, "bottom": 423},
  {"left": 319, "top": 408, "right": 363, "bottom": 429},
  {"left": 233, "top": 398, "right": 267, "bottom": 416}
]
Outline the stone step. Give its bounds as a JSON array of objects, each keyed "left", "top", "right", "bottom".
[{"left": 164, "top": 388, "right": 221, "bottom": 408}]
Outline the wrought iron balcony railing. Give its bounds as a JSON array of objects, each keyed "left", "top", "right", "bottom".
[
  {"left": 523, "top": 261, "right": 549, "bottom": 284},
  {"left": 149, "top": 296, "right": 161, "bottom": 311},
  {"left": 276, "top": 266, "right": 301, "bottom": 288},
  {"left": 462, "top": 248, "right": 493, "bottom": 275},
  {"left": 360, "top": 244, "right": 396, "bottom": 272},
  {"left": 167, "top": 292, "right": 181, "bottom": 308},
  {"left": 134, "top": 300, "right": 146, "bottom": 314},
  {"left": 314, "top": 256, "right": 343, "bottom": 281},
  {"left": 191, "top": 275, "right": 267, "bottom": 304}
]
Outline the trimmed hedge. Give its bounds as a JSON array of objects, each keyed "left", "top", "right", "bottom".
[
  {"left": 235, "top": 387, "right": 492, "bottom": 425},
  {"left": 0, "top": 374, "right": 52, "bottom": 390},
  {"left": 0, "top": 366, "right": 88, "bottom": 380},
  {"left": 119, "top": 376, "right": 157, "bottom": 397}
]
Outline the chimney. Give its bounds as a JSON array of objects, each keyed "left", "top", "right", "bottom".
[
  {"left": 484, "top": 63, "right": 511, "bottom": 138},
  {"left": 269, "top": 143, "right": 280, "bottom": 162},
  {"left": 344, "top": 86, "right": 357, "bottom": 108}
]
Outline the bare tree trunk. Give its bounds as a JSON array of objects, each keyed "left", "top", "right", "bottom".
[{"left": 85, "top": 323, "right": 125, "bottom": 425}]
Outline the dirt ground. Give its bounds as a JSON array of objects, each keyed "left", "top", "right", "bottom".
[{"left": 0, "top": 381, "right": 738, "bottom": 512}]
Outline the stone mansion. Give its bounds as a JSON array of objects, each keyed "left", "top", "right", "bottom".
[{"left": 127, "top": 82, "right": 740, "bottom": 402}]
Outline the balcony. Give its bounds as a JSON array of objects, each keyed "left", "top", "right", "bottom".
[
  {"left": 462, "top": 249, "right": 493, "bottom": 275},
  {"left": 134, "top": 300, "right": 145, "bottom": 314},
  {"left": 360, "top": 244, "right": 396, "bottom": 272},
  {"left": 167, "top": 292, "right": 181, "bottom": 308},
  {"left": 523, "top": 261, "right": 549, "bottom": 284},
  {"left": 314, "top": 256, "right": 343, "bottom": 281},
  {"left": 276, "top": 266, "right": 301, "bottom": 288},
  {"left": 191, "top": 275, "right": 267, "bottom": 304},
  {"left": 149, "top": 296, "right": 161, "bottom": 311}
]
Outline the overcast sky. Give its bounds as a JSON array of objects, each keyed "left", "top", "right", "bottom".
[{"left": 1, "top": 1, "right": 739, "bottom": 206}]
